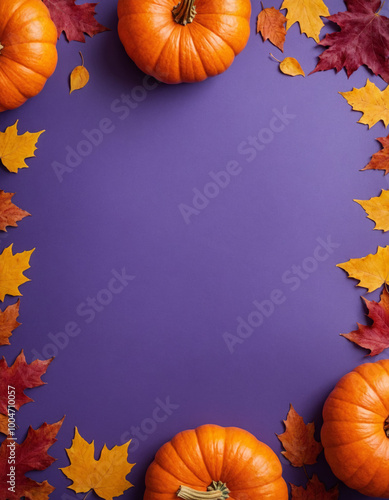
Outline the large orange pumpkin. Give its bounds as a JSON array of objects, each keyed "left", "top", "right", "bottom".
[
  {"left": 144, "top": 424, "right": 288, "bottom": 499},
  {"left": 322, "top": 359, "right": 389, "bottom": 497},
  {"left": 117, "top": 0, "right": 251, "bottom": 84},
  {"left": 0, "top": 0, "right": 58, "bottom": 111}
]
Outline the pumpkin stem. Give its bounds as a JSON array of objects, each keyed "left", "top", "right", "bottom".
[
  {"left": 384, "top": 416, "right": 389, "bottom": 437},
  {"left": 172, "top": 0, "right": 197, "bottom": 25},
  {"left": 177, "top": 481, "right": 230, "bottom": 500}
]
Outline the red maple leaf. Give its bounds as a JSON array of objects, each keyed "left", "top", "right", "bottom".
[
  {"left": 290, "top": 475, "right": 339, "bottom": 499},
  {"left": 341, "top": 288, "right": 389, "bottom": 355},
  {"left": 0, "top": 418, "right": 64, "bottom": 500},
  {"left": 311, "top": 0, "right": 389, "bottom": 83},
  {"left": 42, "top": 0, "right": 109, "bottom": 42},
  {"left": 0, "top": 350, "right": 53, "bottom": 419}
]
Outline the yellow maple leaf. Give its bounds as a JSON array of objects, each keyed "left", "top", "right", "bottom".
[
  {"left": 0, "top": 121, "right": 44, "bottom": 173},
  {"left": 0, "top": 245, "right": 34, "bottom": 301},
  {"left": 61, "top": 428, "right": 135, "bottom": 500},
  {"left": 340, "top": 79, "right": 389, "bottom": 128},
  {"left": 280, "top": 0, "right": 329, "bottom": 42},
  {"left": 355, "top": 190, "right": 389, "bottom": 232},
  {"left": 337, "top": 246, "right": 389, "bottom": 293}
]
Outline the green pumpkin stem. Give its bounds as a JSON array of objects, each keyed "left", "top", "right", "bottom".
[
  {"left": 172, "top": 0, "right": 197, "bottom": 25},
  {"left": 384, "top": 416, "right": 389, "bottom": 437},
  {"left": 177, "top": 481, "right": 230, "bottom": 500}
]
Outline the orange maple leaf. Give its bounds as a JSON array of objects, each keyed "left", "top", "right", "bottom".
[
  {"left": 0, "top": 244, "right": 34, "bottom": 301},
  {"left": 0, "top": 300, "right": 20, "bottom": 346},
  {"left": 257, "top": 3, "right": 287, "bottom": 51},
  {"left": 277, "top": 405, "right": 323, "bottom": 467},
  {"left": 0, "top": 191, "right": 30, "bottom": 231},
  {"left": 362, "top": 134, "right": 389, "bottom": 175},
  {"left": 290, "top": 474, "right": 339, "bottom": 499}
]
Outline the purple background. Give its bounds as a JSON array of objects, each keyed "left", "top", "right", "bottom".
[{"left": 1, "top": 0, "right": 389, "bottom": 498}]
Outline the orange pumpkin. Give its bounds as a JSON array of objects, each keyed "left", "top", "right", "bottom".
[
  {"left": 0, "top": 0, "right": 58, "bottom": 111},
  {"left": 322, "top": 359, "right": 389, "bottom": 497},
  {"left": 144, "top": 424, "right": 288, "bottom": 499},
  {"left": 117, "top": 0, "right": 251, "bottom": 84}
]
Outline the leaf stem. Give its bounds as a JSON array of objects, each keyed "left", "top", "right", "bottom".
[
  {"left": 83, "top": 491, "right": 91, "bottom": 500},
  {"left": 377, "top": 1, "right": 385, "bottom": 14},
  {"left": 261, "top": 1, "right": 265, "bottom": 9},
  {"left": 269, "top": 53, "right": 282, "bottom": 63},
  {"left": 79, "top": 51, "right": 85, "bottom": 67},
  {"left": 302, "top": 464, "right": 310, "bottom": 480}
]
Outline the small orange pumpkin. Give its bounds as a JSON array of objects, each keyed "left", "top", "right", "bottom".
[
  {"left": 322, "top": 359, "right": 389, "bottom": 497},
  {"left": 117, "top": 0, "right": 251, "bottom": 84},
  {"left": 144, "top": 424, "right": 288, "bottom": 499},
  {"left": 0, "top": 0, "right": 58, "bottom": 111}
]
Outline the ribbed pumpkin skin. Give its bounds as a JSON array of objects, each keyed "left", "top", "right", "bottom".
[
  {"left": 117, "top": 0, "right": 251, "bottom": 84},
  {"left": 322, "top": 360, "right": 389, "bottom": 497},
  {"left": 143, "top": 424, "right": 288, "bottom": 500},
  {"left": 0, "top": 0, "right": 58, "bottom": 111}
]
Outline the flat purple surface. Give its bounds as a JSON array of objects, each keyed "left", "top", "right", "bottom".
[{"left": 1, "top": 0, "right": 389, "bottom": 498}]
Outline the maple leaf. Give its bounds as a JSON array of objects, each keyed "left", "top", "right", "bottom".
[
  {"left": 0, "top": 300, "right": 20, "bottom": 346},
  {"left": 0, "top": 350, "right": 53, "bottom": 432},
  {"left": 362, "top": 134, "right": 389, "bottom": 174},
  {"left": 0, "top": 121, "right": 44, "bottom": 173},
  {"left": 355, "top": 190, "right": 389, "bottom": 231},
  {"left": 0, "top": 244, "right": 34, "bottom": 301},
  {"left": 61, "top": 427, "right": 135, "bottom": 500},
  {"left": 337, "top": 245, "right": 389, "bottom": 292},
  {"left": 280, "top": 0, "right": 330, "bottom": 43},
  {"left": 257, "top": 3, "right": 287, "bottom": 51},
  {"left": 0, "top": 191, "right": 30, "bottom": 232},
  {"left": 339, "top": 79, "right": 389, "bottom": 128},
  {"left": 290, "top": 474, "right": 339, "bottom": 499},
  {"left": 341, "top": 288, "right": 389, "bottom": 355},
  {"left": 277, "top": 405, "right": 323, "bottom": 467},
  {"left": 0, "top": 418, "right": 64, "bottom": 500},
  {"left": 311, "top": 0, "right": 389, "bottom": 83},
  {"left": 42, "top": 0, "right": 109, "bottom": 42}
]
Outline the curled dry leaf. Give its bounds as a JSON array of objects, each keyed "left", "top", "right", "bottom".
[
  {"left": 70, "top": 52, "right": 90, "bottom": 93},
  {"left": 337, "top": 245, "right": 389, "bottom": 293},
  {"left": 341, "top": 288, "right": 389, "bottom": 356},
  {"left": 271, "top": 54, "right": 305, "bottom": 76},
  {"left": 355, "top": 190, "right": 389, "bottom": 232},
  {"left": 277, "top": 404, "right": 322, "bottom": 467},
  {"left": 257, "top": 3, "right": 287, "bottom": 51},
  {"left": 339, "top": 79, "right": 389, "bottom": 128},
  {"left": 0, "top": 121, "right": 44, "bottom": 173}
]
